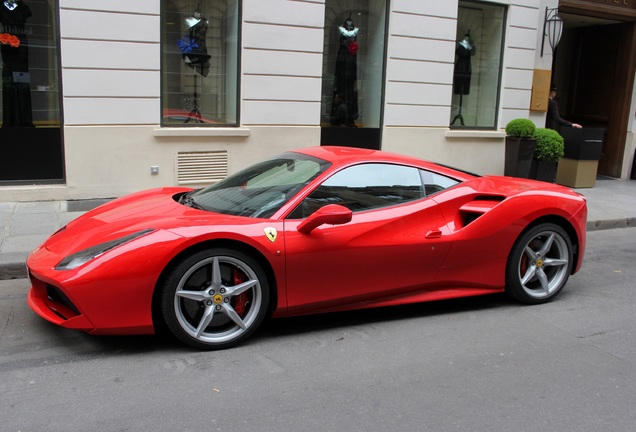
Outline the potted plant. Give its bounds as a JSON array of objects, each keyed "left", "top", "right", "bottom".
[
  {"left": 504, "top": 118, "right": 536, "bottom": 178},
  {"left": 530, "top": 127, "right": 564, "bottom": 182}
]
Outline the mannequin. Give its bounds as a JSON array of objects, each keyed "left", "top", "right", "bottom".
[
  {"left": 331, "top": 13, "right": 359, "bottom": 127},
  {"left": 177, "top": 6, "right": 211, "bottom": 123},
  {"left": 3, "top": 0, "right": 18, "bottom": 10},
  {"left": 177, "top": 7, "right": 210, "bottom": 77},
  {"left": 451, "top": 31, "right": 476, "bottom": 126},
  {"left": 453, "top": 32, "right": 475, "bottom": 95},
  {"left": 1, "top": 0, "right": 33, "bottom": 127}
]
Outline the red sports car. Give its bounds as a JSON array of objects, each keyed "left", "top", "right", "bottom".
[{"left": 27, "top": 146, "right": 587, "bottom": 350}]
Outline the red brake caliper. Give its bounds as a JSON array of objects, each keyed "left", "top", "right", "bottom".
[
  {"left": 520, "top": 252, "right": 528, "bottom": 278},
  {"left": 232, "top": 268, "right": 249, "bottom": 317},
  {"left": 520, "top": 240, "right": 536, "bottom": 278}
]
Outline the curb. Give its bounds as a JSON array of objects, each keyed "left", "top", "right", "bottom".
[
  {"left": 586, "top": 217, "right": 636, "bottom": 232},
  {"left": 0, "top": 263, "right": 27, "bottom": 281}
]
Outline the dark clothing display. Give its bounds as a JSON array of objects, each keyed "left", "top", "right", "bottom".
[
  {"left": 1, "top": 0, "right": 34, "bottom": 127},
  {"left": 179, "top": 14, "right": 210, "bottom": 77},
  {"left": 450, "top": 36, "right": 476, "bottom": 126},
  {"left": 331, "top": 19, "right": 358, "bottom": 127},
  {"left": 546, "top": 97, "right": 573, "bottom": 130},
  {"left": 453, "top": 41, "right": 476, "bottom": 95}
]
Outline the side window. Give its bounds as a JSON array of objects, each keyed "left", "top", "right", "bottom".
[
  {"left": 289, "top": 163, "right": 424, "bottom": 218},
  {"left": 420, "top": 170, "right": 460, "bottom": 196}
]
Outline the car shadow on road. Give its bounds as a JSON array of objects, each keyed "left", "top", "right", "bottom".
[
  {"left": 7, "top": 293, "right": 520, "bottom": 358},
  {"left": 258, "top": 292, "right": 513, "bottom": 340}
]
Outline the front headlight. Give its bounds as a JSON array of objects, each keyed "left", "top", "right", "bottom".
[{"left": 55, "top": 229, "right": 155, "bottom": 270}]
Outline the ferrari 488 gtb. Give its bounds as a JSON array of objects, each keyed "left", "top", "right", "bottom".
[{"left": 27, "top": 146, "right": 587, "bottom": 349}]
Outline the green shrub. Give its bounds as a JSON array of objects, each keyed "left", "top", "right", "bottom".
[
  {"left": 533, "top": 128, "right": 564, "bottom": 161},
  {"left": 505, "top": 118, "right": 536, "bottom": 138}
]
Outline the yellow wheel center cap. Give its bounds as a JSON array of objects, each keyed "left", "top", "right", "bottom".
[
  {"left": 536, "top": 259, "right": 543, "bottom": 267},
  {"left": 213, "top": 294, "right": 224, "bottom": 304}
]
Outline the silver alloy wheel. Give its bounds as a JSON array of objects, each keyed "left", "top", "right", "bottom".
[
  {"left": 173, "top": 255, "right": 263, "bottom": 345},
  {"left": 515, "top": 229, "right": 570, "bottom": 300}
]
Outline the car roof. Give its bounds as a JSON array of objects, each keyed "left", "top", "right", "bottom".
[
  {"left": 290, "top": 146, "right": 477, "bottom": 180},
  {"left": 291, "top": 146, "right": 402, "bottom": 162}
]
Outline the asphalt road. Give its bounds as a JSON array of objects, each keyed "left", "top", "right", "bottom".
[{"left": 1, "top": 229, "right": 635, "bottom": 432}]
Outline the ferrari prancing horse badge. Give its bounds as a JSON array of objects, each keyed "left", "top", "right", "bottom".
[{"left": 264, "top": 227, "right": 277, "bottom": 242}]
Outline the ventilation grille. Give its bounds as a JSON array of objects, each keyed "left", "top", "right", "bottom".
[{"left": 177, "top": 151, "right": 228, "bottom": 185}]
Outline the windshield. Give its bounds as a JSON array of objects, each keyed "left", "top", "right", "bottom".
[{"left": 189, "top": 152, "right": 331, "bottom": 218}]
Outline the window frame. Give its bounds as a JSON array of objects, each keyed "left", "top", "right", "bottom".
[
  {"left": 287, "top": 163, "right": 461, "bottom": 218},
  {"left": 159, "top": 0, "right": 242, "bottom": 128},
  {"left": 450, "top": 0, "right": 507, "bottom": 131}
]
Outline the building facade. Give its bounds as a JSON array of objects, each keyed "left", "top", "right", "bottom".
[{"left": 1, "top": 0, "right": 635, "bottom": 202}]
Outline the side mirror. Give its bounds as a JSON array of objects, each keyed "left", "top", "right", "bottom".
[{"left": 297, "top": 204, "right": 352, "bottom": 234}]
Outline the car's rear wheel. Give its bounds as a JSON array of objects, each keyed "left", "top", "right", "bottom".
[
  {"left": 160, "top": 248, "right": 269, "bottom": 350},
  {"left": 505, "top": 223, "right": 573, "bottom": 304}
]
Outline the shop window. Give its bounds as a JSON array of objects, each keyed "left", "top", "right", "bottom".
[
  {"left": 1, "top": 0, "right": 64, "bottom": 183},
  {"left": 321, "top": 1, "right": 387, "bottom": 131},
  {"left": 1, "top": 0, "right": 60, "bottom": 128},
  {"left": 161, "top": 0, "right": 239, "bottom": 127},
  {"left": 450, "top": 1, "right": 505, "bottom": 129}
]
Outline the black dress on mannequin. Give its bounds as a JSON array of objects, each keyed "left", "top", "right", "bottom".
[
  {"left": 1, "top": 0, "right": 33, "bottom": 128},
  {"left": 331, "top": 14, "right": 359, "bottom": 127},
  {"left": 180, "top": 10, "right": 210, "bottom": 78},
  {"left": 451, "top": 33, "right": 476, "bottom": 126},
  {"left": 453, "top": 36, "right": 476, "bottom": 96}
]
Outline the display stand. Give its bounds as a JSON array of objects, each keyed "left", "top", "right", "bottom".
[
  {"left": 185, "top": 71, "right": 203, "bottom": 124},
  {"left": 450, "top": 94, "right": 465, "bottom": 126}
]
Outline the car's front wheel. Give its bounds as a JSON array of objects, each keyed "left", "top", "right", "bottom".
[
  {"left": 505, "top": 223, "right": 573, "bottom": 304},
  {"left": 160, "top": 248, "right": 269, "bottom": 350}
]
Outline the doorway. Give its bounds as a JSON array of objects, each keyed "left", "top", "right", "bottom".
[{"left": 554, "top": 13, "right": 636, "bottom": 178}]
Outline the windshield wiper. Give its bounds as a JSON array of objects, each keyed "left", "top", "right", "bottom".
[{"left": 179, "top": 192, "right": 204, "bottom": 210}]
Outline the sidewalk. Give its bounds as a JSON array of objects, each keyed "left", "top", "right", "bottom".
[{"left": 1, "top": 178, "right": 635, "bottom": 279}]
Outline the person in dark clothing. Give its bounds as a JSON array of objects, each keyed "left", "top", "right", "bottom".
[{"left": 546, "top": 85, "right": 581, "bottom": 130}]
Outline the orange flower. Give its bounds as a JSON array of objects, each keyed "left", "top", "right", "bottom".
[{"left": 0, "top": 33, "right": 20, "bottom": 48}]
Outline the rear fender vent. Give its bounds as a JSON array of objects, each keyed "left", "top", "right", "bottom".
[
  {"left": 177, "top": 151, "right": 228, "bottom": 185},
  {"left": 458, "top": 195, "right": 505, "bottom": 228}
]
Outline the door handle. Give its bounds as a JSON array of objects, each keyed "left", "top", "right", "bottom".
[{"left": 425, "top": 229, "right": 442, "bottom": 239}]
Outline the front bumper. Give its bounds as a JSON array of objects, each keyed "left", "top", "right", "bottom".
[{"left": 27, "top": 273, "right": 96, "bottom": 331}]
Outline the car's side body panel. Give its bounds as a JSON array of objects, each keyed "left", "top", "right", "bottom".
[
  {"left": 280, "top": 197, "right": 451, "bottom": 316},
  {"left": 25, "top": 146, "right": 588, "bottom": 340}
]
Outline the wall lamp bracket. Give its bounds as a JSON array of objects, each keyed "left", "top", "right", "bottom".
[{"left": 541, "top": 7, "right": 564, "bottom": 57}]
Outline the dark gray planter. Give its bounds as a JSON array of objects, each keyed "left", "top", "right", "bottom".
[
  {"left": 561, "top": 128, "right": 604, "bottom": 160},
  {"left": 504, "top": 137, "right": 536, "bottom": 178},
  {"left": 530, "top": 159, "right": 557, "bottom": 183}
]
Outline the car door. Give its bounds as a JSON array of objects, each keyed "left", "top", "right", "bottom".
[{"left": 282, "top": 163, "right": 454, "bottom": 312}]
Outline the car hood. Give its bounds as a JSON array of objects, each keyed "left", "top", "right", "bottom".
[{"left": 42, "top": 187, "right": 247, "bottom": 255}]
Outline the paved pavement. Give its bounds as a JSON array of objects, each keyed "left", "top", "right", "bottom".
[{"left": 1, "top": 178, "right": 635, "bottom": 279}]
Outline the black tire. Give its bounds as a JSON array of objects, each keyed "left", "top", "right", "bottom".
[
  {"left": 505, "top": 223, "right": 573, "bottom": 304},
  {"left": 160, "top": 248, "right": 269, "bottom": 350}
]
